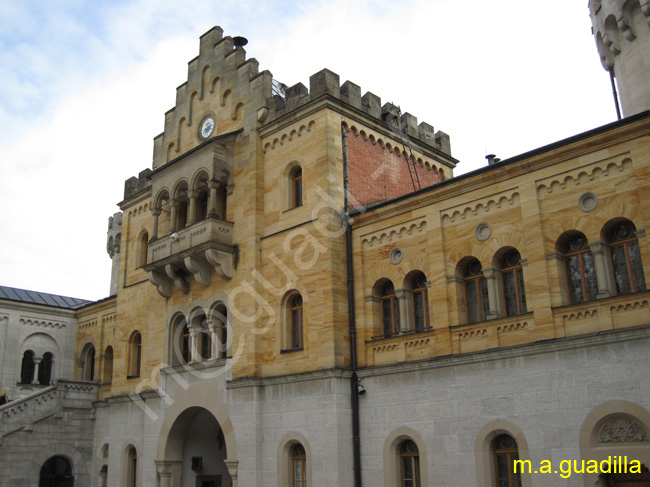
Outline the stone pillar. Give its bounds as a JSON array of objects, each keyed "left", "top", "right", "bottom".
[
  {"left": 395, "top": 289, "right": 410, "bottom": 332},
  {"left": 189, "top": 327, "right": 200, "bottom": 363},
  {"left": 590, "top": 241, "right": 613, "bottom": 299},
  {"left": 32, "top": 357, "right": 42, "bottom": 385},
  {"left": 225, "top": 460, "right": 239, "bottom": 487},
  {"left": 188, "top": 190, "right": 198, "bottom": 225},
  {"left": 208, "top": 179, "right": 219, "bottom": 217},
  {"left": 483, "top": 268, "right": 500, "bottom": 320},
  {"left": 151, "top": 208, "right": 161, "bottom": 239},
  {"left": 169, "top": 200, "right": 179, "bottom": 233},
  {"left": 155, "top": 461, "right": 181, "bottom": 487},
  {"left": 207, "top": 320, "right": 219, "bottom": 359}
]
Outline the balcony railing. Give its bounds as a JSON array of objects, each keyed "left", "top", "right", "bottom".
[{"left": 144, "top": 218, "right": 236, "bottom": 297}]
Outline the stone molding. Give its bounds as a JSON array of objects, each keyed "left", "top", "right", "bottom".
[
  {"left": 19, "top": 317, "right": 67, "bottom": 329},
  {"left": 536, "top": 156, "right": 632, "bottom": 196},
  {"left": 440, "top": 189, "right": 519, "bottom": 225},
  {"left": 360, "top": 218, "right": 427, "bottom": 249},
  {"left": 262, "top": 120, "right": 316, "bottom": 152},
  {"left": 227, "top": 368, "right": 351, "bottom": 389}
]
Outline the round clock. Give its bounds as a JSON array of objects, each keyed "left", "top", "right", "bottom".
[{"left": 200, "top": 117, "right": 215, "bottom": 139}]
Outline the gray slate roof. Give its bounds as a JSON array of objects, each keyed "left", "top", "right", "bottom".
[{"left": 0, "top": 285, "right": 92, "bottom": 309}]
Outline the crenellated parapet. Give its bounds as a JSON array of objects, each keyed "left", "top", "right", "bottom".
[
  {"left": 151, "top": 26, "right": 273, "bottom": 170},
  {"left": 261, "top": 68, "right": 452, "bottom": 156},
  {"left": 589, "top": 0, "right": 650, "bottom": 116}
]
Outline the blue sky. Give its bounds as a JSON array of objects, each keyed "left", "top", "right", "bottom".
[{"left": 0, "top": 0, "right": 616, "bottom": 300}]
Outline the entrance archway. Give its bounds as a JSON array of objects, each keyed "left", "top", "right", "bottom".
[{"left": 39, "top": 455, "right": 73, "bottom": 487}]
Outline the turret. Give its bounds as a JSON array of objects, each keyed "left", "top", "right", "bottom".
[
  {"left": 106, "top": 212, "right": 122, "bottom": 296},
  {"left": 589, "top": 0, "right": 650, "bottom": 116}
]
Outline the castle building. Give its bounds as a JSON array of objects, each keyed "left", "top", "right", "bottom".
[{"left": 2, "top": 3, "right": 650, "bottom": 486}]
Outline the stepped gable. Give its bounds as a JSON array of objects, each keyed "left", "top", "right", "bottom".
[
  {"left": 263, "top": 68, "right": 451, "bottom": 156},
  {"left": 151, "top": 26, "right": 273, "bottom": 170}
]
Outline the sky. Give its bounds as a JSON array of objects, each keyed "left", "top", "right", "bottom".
[{"left": 0, "top": 0, "right": 617, "bottom": 301}]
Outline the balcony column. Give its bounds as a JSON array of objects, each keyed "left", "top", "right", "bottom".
[
  {"left": 151, "top": 208, "right": 161, "bottom": 240},
  {"left": 207, "top": 320, "right": 219, "bottom": 359},
  {"left": 189, "top": 326, "right": 200, "bottom": 363},
  {"left": 208, "top": 179, "right": 219, "bottom": 218},
  {"left": 188, "top": 190, "right": 198, "bottom": 225},
  {"left": 483, "top": 268, "right": 501, "bottom": 320},
  {"left": 590, "top": 241, "right": 614, "bottom": 298},
  {"left": 394, "top": 289, "right": 411, "bottom": 332},
  {"left": 169, "top": 200, "right": 179, "bottom": 233},
  {"left": 31, "top": 357, "right": 42, "bottom": 384}
]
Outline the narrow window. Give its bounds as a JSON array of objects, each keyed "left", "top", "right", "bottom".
[
  {"left": 38, "top": 352, "right": 53, "bottom": 385},
  {"left": 608, "top": 221, "right": 646, "bottom": 295},
  {"left": 176, "top": 190, "right": 189, "bottom": 229},
  {"left": 217, "top": 308, "right": 228, "bottom": 359},
  {"left": 181, "top": 325, "right": 191, "bottom": 364},
  {"left": 292, "top": 444, "right": 307, "bottom": 487},
  {"left": 292, "top": 167, "right": 303, "bottom": 208},
  {"left": 493, "top": 434, "right": 521, "bottom": 487},
  {"left": 20, "top": 350, "right": 35, "bottom": 384},
  {"left": 217, "top": 184, "right": 228, "bottom": 220},
  {"left": 411, "top": 273, "right": 430, "bottom": 331},
  {"left": 465, "top": 259, "right": 489, "bottom": 323},
  {"left": 127, "top": 446, "right": 138, "bottom": 487},
  {"left": 103, "top": 346, "right": 113, "bottom": 384},
  {"left": 400, "top": 440, "right": 421, "bottom": 487},
  {"left": 290, "top": 295, "right": 304, "bottom": 349},
  {"left": 564, "top": 234, "right": 598, "bottom": 304},
  {"left": 501, "top": 250, "right": 527, "bottom": 316},
  {"left": 138, "top": 232, "right": 148, "bottom": 267},
  {"left": 200, "top": 320, "right": 212, "bottom": 361},
  {"left": 197, "top": 185, "right": 209, "bottom": 221},
  {"left": 381, "top": 281, "right": 400, "bottom": 336},
  {"left": 82, "top": 345, "right": 95, "bottom": 381},
  {"left": 128, "top": 332, "right": 142, "bottom": 378}
]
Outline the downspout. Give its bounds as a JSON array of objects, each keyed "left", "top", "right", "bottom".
[
  {"left": 610, "top": 70, "right": 622, "bottom": 120},
  {"left": 342, "top": 123, "right": 362, "bottom": 487}
]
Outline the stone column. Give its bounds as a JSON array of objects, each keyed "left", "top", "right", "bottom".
[
  {"left": 483, "top": 268, "right": 500, "bottom": 320},
  {"left": 151, "top": 208, "right": 161, "bottom": 239},
  {"left": 169, "top": 200, "right": 179, "bottom": 233},
  {"left": 208, "top": 179, "right": 219, "bottom": 217},
  {"left": 207, "top": 320, "right": 219, "bottom": 359},
  {"left": 155, "top": 461, "right": 179, "bottom": 487},
  {"left": 590, "top": 241, "right": 613, "bottom": 298},
  {"left": 188, "top": 190, "right": 198, "bottom": 225},
  {"left": 225, "top": 460, "right": 239, "bottom": 487},
  {"left": 189, "top": 327, "right": 200, "bottom": 363},
  {"left": 32, "top": 357, "right": 42, "bottom": 384},
  {"left": 395, "top": 289, "right": 411, "bottom": 332}
]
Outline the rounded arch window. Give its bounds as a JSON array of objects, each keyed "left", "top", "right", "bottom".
[
  {"left": 39, "top": 455, "right": 73, "bottom": 487},
  {"left": 290, "top": 166, "right": 303, "bottom": 209},
  {"left": 399, "top": 440, "right": 421, "bottom": 487},
  {"left": 562, "top": 232, "right": 597, "bottom": 304},
  {"left": 410, "top": 272, "right": 430, "bottom": 331},
  {"left": 290, "top": 295, "right": 304, "bottom": 349},
  {"left": 20, "top": 350, "right": 35, "bottom": 384},
  {"left": 501, "top": 249, "right": 527, "bottom": 317},
  {"left": 381, "top": 281, "right": 400, "bottom": 336},
  {"left": 492, "top": 434, "right": 521, "bottom": 487},
  {"left": 607, "top": 220, "right": 646, "bottom": 295},
  {"left": 464, "top": 259, "right": 488, "bottom": 323},
  {"left": 292, "top": 443, "right": 306, "bottom": 487}
]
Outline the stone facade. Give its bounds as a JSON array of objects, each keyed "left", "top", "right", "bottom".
[{"left": 2, "top": 11, "right": 650, "bottom": 487}]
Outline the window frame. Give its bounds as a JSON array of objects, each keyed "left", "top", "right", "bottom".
[
  {"left": 607, "top": 221, "right": 646, "bottom": 295},
  {"left": 399, "top": 440, "right": 421, "bottom": 487},
  {"left": 501, "top": 250, "right": 527, "bottom": 317},
  {"left": 290, "top": 295, "right": 304, "bottom": 350},
  {"left": 292, "top": 167, "right": 303, "bottom": 209},
  {"left": 492, "top": 434, "right": 522, "bottom": 487},
  {"left": 465, "top": 259, "right": 489, "bottom": 323},
  {"left": 381, "top": 281, "right": 400, "bottom": 336},
  {"left": 410, "top": 273, "right": 430, "bottom": 332},
  {"left": 563, "top": 233, "right": 598, "bottom": 304}
]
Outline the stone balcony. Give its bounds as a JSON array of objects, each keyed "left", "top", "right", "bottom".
[{"left": 144, "top": 217, "right": 236, "bottom": 298}]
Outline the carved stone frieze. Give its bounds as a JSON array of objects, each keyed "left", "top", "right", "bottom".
[
  {"left": 440, "top": 189, "right": 519, "bottom": 225},
  {"left": 598, "top": 416, "right": 649, "bottom": 444},
  {"left": 361, "top": 219, "right": 427, "bottom": 249},
  {"left": 536, "top": 157, "right": 632, "bottom": 197}
]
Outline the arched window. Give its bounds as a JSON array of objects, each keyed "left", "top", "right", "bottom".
[
  {"left": 175, "top": 188, "right": 189, "bottom": 230},
  {"left": 217, "top": 184, "right": 228, "bottom": 220},
  {"left": 291, "top": 167, "right": 303, "bottom": 208},
  {"left": 126, "top": 445, "right": 137, "bottom": 487},
  {"left": 399, "top": 440, "right": 421, "bottom": 487},
  {"left": 20, "top": 350, "right": 35, "bottom": 384},
  {"left": 381, "top": 281, "right": 400, "bottom": 336},
  {"left": 199, "top": 319, "right": 212, "bottom": 361},
  {"left": 410, "top": 272, "right": 430, "bottom": 332},
  {"left": 128, "top": 332, "right": 142, "bottom": 378},
  {"left": 197, "top": 183, "right": 209, "bottom": 221},
  {"left": 607, "top": 221, "right": 646, "bottom": 295},
  {"left": 492, "top": 434, "right": 521, "bottom": 487},
  {"left": 103, "top": 346, "right": 113, "bottom": 384},
  {"left": 465, "top": 259, "right": 488, "bottom": 323},
  {"left": 214, "top": 305, "right": 228, "bottom": 359},
  {"left": 138, "top": 232, "right": 148, "bottom": 268},
  {"left": 501, "top": 250, "right": 527, "bottom": 316},
  {"left": 290, "top": 295, "right": 304, "bottom": 349},
  {"left": 181, "top": 325, "right": 191, "bottom": 364},
  {"left": 292, "top": 444, "right": 306, "bottom": 487},
  {"left": 39, "top": 456, "right": 73, "bottom": 487},
  {"left": 81, "top": 344, "right": 95, "bottom": 381},
  {"left": 564, "top": 233, "right": 597, "bottom": 304},
  {"left": 38, "top": 352, "right": 53, "bottom": 385}
]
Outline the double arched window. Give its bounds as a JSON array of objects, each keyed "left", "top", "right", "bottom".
[{"left": 374, "top": 272, "right": 431, "bottom": 337}]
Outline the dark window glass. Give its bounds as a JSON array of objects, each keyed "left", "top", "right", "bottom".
[
  {"left": 200, "top": 322, "right": 211, "bottom": 361},
  {"left": 292, "top": 444, "right": 306, "bottom": 487},
  {"left": 381, "top": 282, "right": 400, "bottom": 336},
  {"left": 291, "top": 295, "right": 303, "bottom": 349},
  {"left": 21, "top": 350, "right": 35, "bottom": 384},
  {"left": 564, "top": 234, "right": 598, "bottom": 304},
  {"left": 400, "top": 440, "right": 420, "bottom": 487},
  {"left": 293, "top": 168, "right": 303, "bottom": 208},
  {"left": 502, "top": 250, "right": 527, "bottom": 316},
  {"left": 412, "top": 273, "right": 429, "bottom": 331},
  {"left": 465, "top": 260, "right": 488, "bottom": 323},
  {"left": 181, "top": 325, "right": 191, "bottom": 364},
  {"left": 608, "top": 221, "right": 646, "bottom": 295},
  {"left": 493, "top": 434, "right": 521, "bottom": 487}
]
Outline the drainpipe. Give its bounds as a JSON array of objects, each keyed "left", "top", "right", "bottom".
[
  {"left": 342, "top": 124, "right": 362, "bottom": 487},
  {"left": 610, "top": 70, "right": 622, "bottom": 120}
]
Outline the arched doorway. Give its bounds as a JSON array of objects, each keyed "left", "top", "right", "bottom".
[
  {"left": 39, "top": 455, "right": 73, "bottom": 487},
  {"left": 161, "top": 407, "right": 232, "bottom": 487}
]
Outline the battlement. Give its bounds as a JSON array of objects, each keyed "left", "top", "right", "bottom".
[{"left": 262, "top": 68, "right": 451, "bottom": 156}]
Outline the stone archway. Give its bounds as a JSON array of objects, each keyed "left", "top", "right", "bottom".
[
  {"left": 155, "top": 381, "right": 238, "bottom": 487},
  {"left": 30, "top": 444, "right": 89, "bottom": 487},
  {"left": 39, "top": 455, "right": 74, "bottom": 487}
]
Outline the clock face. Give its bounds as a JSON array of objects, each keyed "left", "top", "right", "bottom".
[{"left": 200, "top": 117, "right": 215, "bottom": 138}]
